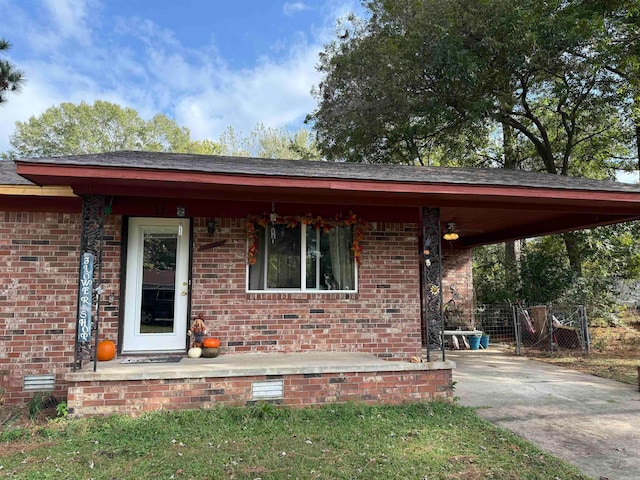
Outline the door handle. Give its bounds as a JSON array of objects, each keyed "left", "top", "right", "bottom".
[{"left": 181, "top": 291, "right": 188, "bottom": 296}]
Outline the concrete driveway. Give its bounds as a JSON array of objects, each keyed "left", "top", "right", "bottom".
[{"left": 449, "top": 348, "right": 640, "bottom": 480}]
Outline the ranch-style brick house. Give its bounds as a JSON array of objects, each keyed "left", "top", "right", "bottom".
[{"left": 2, "top": 151, "right": 640, "bottom": 416}]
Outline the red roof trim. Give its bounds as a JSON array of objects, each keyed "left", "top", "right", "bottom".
[{"left": 15, "top": 163, "right": 640, "bottom": 204}]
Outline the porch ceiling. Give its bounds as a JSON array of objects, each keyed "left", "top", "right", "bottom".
[{"left": 14, "top": 152, "right": 640, "bottom": 248}]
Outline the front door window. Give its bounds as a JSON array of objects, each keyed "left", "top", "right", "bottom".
[{"left": 141, "top": 231, "right": 178, "bottom": 334}]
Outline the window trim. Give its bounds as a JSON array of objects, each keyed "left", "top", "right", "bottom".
[{"left": 246, "top": 223, "right": 358, "bottom": 293}]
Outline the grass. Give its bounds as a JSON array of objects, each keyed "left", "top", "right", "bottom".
[{"left": 0, "top": 402, "right": 588, "bottom": 479}]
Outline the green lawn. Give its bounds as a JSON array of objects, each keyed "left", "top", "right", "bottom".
[{"left": 0, "top": 402, "right": 588, "bottom": 479}]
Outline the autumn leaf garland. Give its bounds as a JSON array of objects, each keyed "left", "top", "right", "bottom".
[{"left": 246, "top": 212, "right": 366, "bottom": 265}]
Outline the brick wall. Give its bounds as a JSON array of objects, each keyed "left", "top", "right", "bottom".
[
  {"left": 191, "top": 219, "right": 423, "bottom": 359},
  {"left": 1, "top": 212, "right": 467, "bottom": 405},
  {"left": 0, "top": 212, "right": 121, "bottom": 405},
  {"left": 67, "top": 369, "right": 454, "bottom": 417},
  {"left": 442, "top": 247, "right": 474, "bottom": 327}
]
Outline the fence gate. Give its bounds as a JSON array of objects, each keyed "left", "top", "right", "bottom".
[
  {"left": 475, "top": 304, "right": 590, "bottom": 356},
  {"left": 514, "top": 304, "right": 590, "bottom": 356}
]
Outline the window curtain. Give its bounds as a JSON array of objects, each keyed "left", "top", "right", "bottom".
[
  {"left": 328, "top": 226, "right": 355, "bottom": 290},
  {"left": 248, "top": 227, "right": 265, "bottom": 290}
]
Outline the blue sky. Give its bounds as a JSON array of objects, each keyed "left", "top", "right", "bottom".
[{"left": 0, "top": 0, "right": 361, "bottom": 153}]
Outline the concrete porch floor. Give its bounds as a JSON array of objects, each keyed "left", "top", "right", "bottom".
[{"left": 66, "top": 351, "right": 455, "bottom": 382}]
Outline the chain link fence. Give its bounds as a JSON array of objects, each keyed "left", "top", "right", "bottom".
[{"left": 473, "top": 303, "right": 590, "bottom": 355}]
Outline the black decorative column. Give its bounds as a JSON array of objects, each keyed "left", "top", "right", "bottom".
[
  {"left": 421, "top": 207, "right": 445, "bottom": 361},
  {"left": 73, "top": 195, "right": 106, "bottom": 371}
]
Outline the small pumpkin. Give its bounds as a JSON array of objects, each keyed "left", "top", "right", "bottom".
[
  {"left": 188, "top": 347, "right": 202, "bottom": 358},
  {"left": 96, "top": 340, "right": 116, "bottom": 361},
  {"left": 202, "top": 347, "right": 219, "bottom": 358},
  {"left": 202, "top": 337, "right": 220, "bottom": 348}
]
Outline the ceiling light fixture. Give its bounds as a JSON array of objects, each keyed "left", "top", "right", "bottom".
[{"left": 443, "top": 222, "right": 460, "bottom": 241}]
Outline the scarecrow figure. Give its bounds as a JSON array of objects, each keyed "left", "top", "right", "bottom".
[{"left": 188, "top": 313, "right": 207, "bottom": 348}]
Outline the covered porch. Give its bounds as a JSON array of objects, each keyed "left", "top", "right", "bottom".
[
  {"left": 5, "top": 152, "right": 640, "bottom": 412},
  {"left": 65, "top": 352, "right": 454, "bottom": 417}
]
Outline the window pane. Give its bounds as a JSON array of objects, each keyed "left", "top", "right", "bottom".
[
  {"left": 141, "top": 231, "right": 177, "bottom": 334},
  {"left": 306, "top": 227, "right": 319, "bottom": 289},
  {"left": 321, "top": 226, "right": 355, "bottom": 290},
  {"left": 267, "top": 225, "right": 301, "bottom": 289}
]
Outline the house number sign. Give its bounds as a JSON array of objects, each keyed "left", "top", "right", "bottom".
[{"left": 77, "top": 252, "right": 94, "bottom": 342}]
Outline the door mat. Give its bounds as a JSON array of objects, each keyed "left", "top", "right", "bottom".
[{"left": 120, "top": 357, "right": 182, "bottom": 364}]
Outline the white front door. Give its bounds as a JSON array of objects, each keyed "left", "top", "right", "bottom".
[{"left": 122, "top": 217, "right": 191, "bottom": 353}]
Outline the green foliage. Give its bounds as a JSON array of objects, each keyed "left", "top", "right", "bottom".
[
  {"left": 0, "top": 38, "right": 25, "bottom": 104},
  {"left": 217, "top": 123, "right": 320, "bottom": 160},
  {"left": 474, "top": 222, "right": 640, "bottom": 319},
  {"left": 7, "top": 100, "right": 221, "bottom": 158},
  {"left": 473, "top": 237, "right": 577, "bottom": 306},
  {"left": 0, "top": 403, "right": 585, "bottom": 479},
  {"left": 310, "top": 0, "right": 637, "bottom": 171},
  {"left": 519, "top": 237, "right": 576, "bottom": 306},
  {"left": 0, "top": 426, "right": 26, "bottom": 442},
  {"left": 28, "top": 393, "right": 48, "bottom": 420},
  {"left": 56, "top": 401, "right": 69, "bottom": 418},
  {"left": 473, "top": 244, "right": 520, "bottom": 304}
]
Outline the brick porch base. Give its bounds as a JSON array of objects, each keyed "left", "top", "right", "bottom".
[{"left": 65, "top": 353, "right": 455, "bottom": 417}]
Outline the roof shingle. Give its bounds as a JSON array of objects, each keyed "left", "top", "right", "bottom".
[{"left": 12, "top": 151, "right": 640, "bottom": 193}]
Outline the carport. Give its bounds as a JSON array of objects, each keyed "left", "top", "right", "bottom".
[
  {"left": 14, "top": 153, "right": 640, "bottom": 361},
  {"left": 4, "top": 154, "right": 640, "bottom": 413}
]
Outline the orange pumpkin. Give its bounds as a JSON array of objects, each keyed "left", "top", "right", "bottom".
[
  {"left": 96, "top": 340, "right": 116, "bottom": 361},
  {"left": 202, "top": 337, "right": 220, "bottom": 348}
]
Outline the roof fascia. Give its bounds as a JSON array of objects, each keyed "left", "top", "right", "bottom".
[
  {"left": 0, "top": 185, "right": 76, "bottom": 197},
  {"left": 15, "top": 162, "right": 640, "bottom": 205}
]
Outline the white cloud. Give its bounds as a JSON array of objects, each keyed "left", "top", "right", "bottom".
[
  {"left": 171, "top": 34, "right": 322, "bottom": 140},
  {"left": 283, "top": 2, "right": 309, "bottom": 16},
  {"left": 0, "top": 0, "right": 365, "bottom": 154},
  {"left": 43, "top": 0, "right": 97, "bottom": 46}
]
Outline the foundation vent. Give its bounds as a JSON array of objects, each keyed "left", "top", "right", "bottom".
[
  {"left": 23, "top": 374, "right": 55, "bottom": 392},
  {"left": 252, "top": 380, "right": 284, "bottom": 400}
]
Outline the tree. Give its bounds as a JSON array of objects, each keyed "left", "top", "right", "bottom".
[
  {"left": 311, "top": 1, "right": 635, "bottom": 169},
  {"left": 0, "top": 38, "right": 25, "bottom": 104},
  {"left": 217, "top": 123, "right": 320, "bottom": 160},
  {"left": 310, "top": 0, "right": 638, "bottom": 276},
  {"left": 7, "top": 100, "right": 220, "bottom": 158},
  {"left": 579, "top": 0, "right": 640, "bottom": 174}
]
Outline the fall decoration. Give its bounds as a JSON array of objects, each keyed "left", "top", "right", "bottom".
[
  {"left": 96, "top": 340, "right": 116, "bottom": 361},
  {"left": 202, "top": 347, "right": 219, "bottom": 358},
  {"left": 246, "top": 211, "right": 366, "bottom": 265},
  {"left": 203, "top": 337, "right": 221, "bottom": 348},
  {"left": 188, "top": 314, "right": 207, "bottom": 347},
  {"left": 188, "top": 347, "right": 202, "bottom": 358}
]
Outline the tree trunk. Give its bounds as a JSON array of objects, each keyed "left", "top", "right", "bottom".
[
  {"left": 503, "top": 121, "right": 517, "bottom": 170},
  {"left": 505, "top": 240, "right": 520, "bottom": 266},
  {"left": 502, "top": 122, "right": 520, "bottom": 291},
  {"left": 563, "top": 232, "right": 583, "bottom": 277},
  {"left": 636, "top": 123, "right": 640, "bottom": 183}
]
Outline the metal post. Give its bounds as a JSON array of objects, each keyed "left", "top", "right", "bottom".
[
  {"left": 73, "top": 195, "right": 105, "bottom": 371},
  {"left": 548, "top": 308, "right": 556, "bottom": 353},
  {"left": 513, "top": 305, "right": 521, "bottom": 356},
  {"left": 580, "top": 305, "right": 591, "bottom": 355},
  {"left": 421, "top": 207, "right": 444, "bottom": 362}
]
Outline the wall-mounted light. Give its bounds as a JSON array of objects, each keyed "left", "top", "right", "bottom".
[
  {"left": 207, "top": 218, "right": 217, "bottom": 235},
  {"left": 176, "top": 206, "right": 186, "bottom": 217},
  {"left": 443, "top": 222, "right": 460, "bottom": 241}
]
